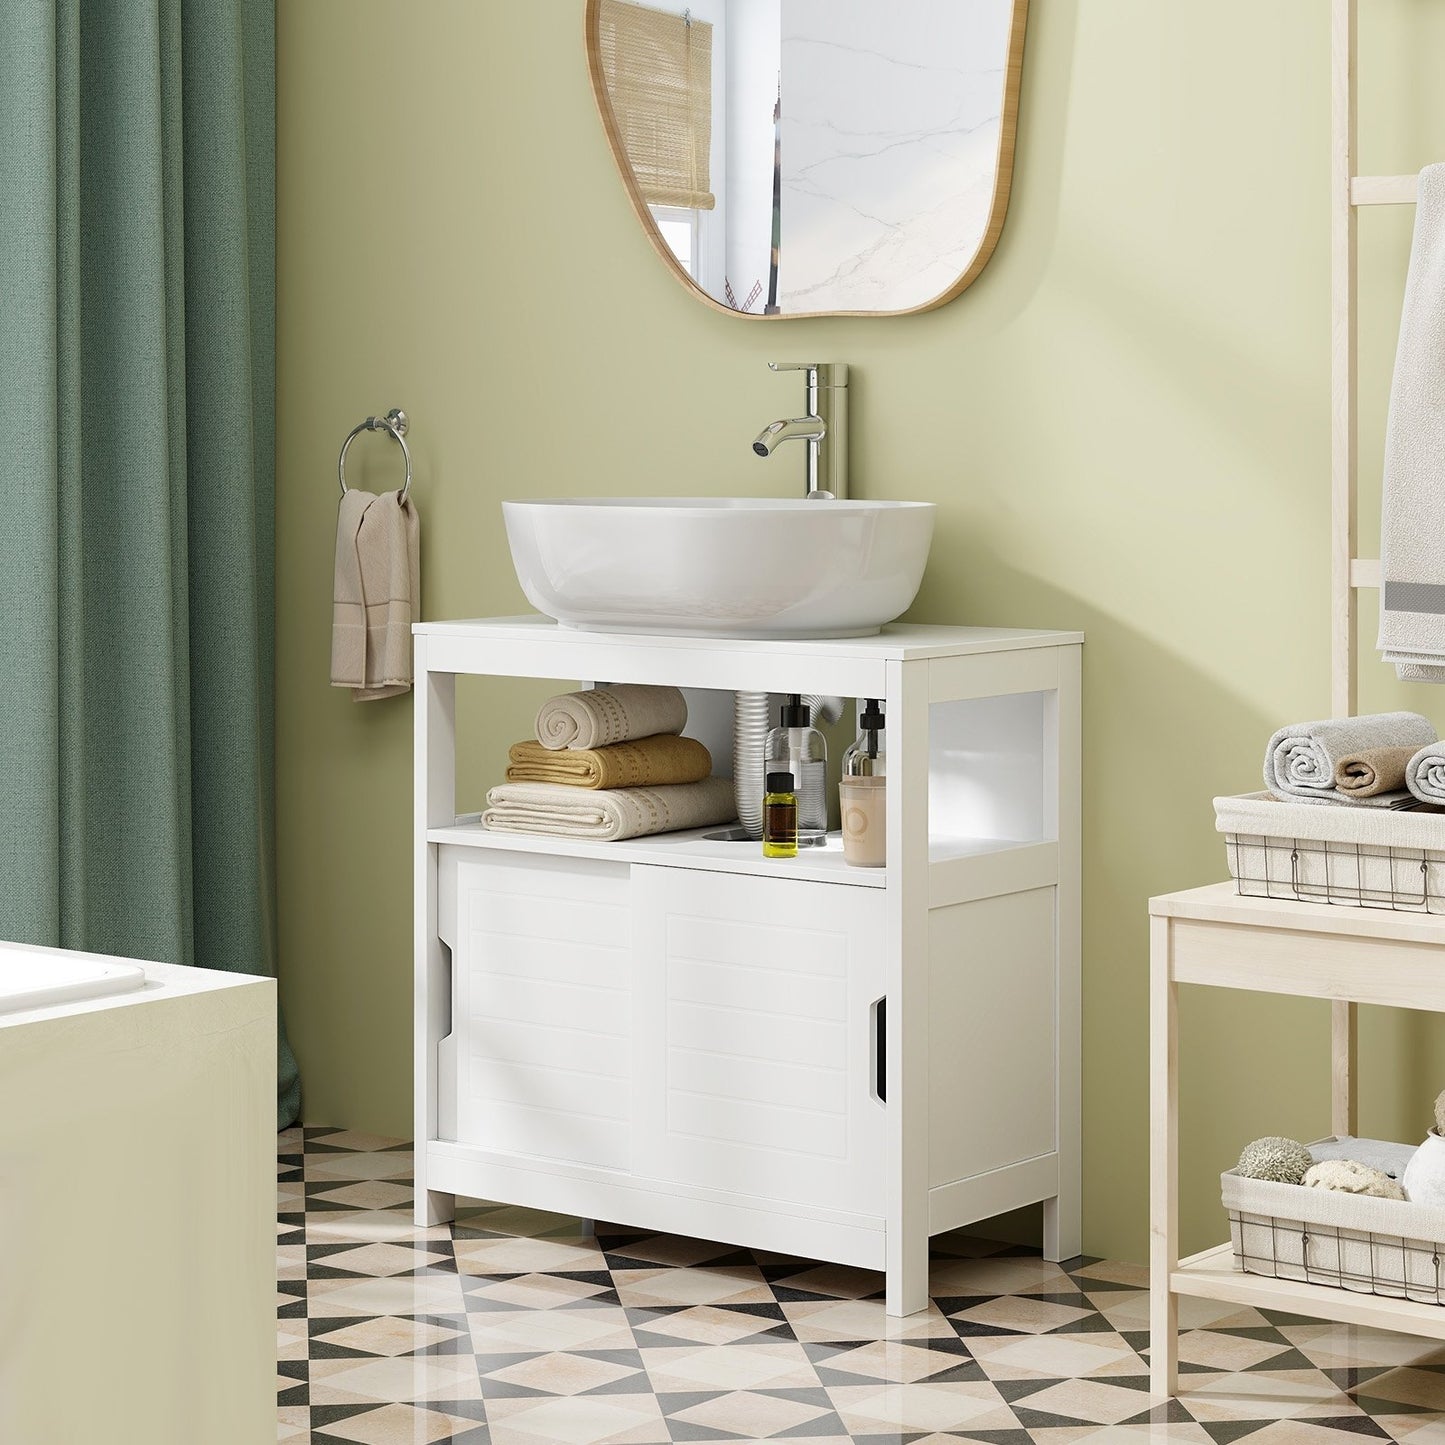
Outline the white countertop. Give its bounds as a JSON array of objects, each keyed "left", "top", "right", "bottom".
[{"left": 413, "top": 613, "right": 1083, "bottom": 660}]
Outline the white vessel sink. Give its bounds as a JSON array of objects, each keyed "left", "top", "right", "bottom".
[{"left": 503, "top": 498, "right": 936, "bottom": 638}]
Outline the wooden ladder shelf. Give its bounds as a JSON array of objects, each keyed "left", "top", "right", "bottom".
[{"left": 1150, "top": 0, "right": 1445, "bottom": 1398}]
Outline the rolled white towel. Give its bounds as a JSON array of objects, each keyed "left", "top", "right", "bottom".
[
  {"left": 1407, "top": 742, "right": 1445, "bottom": 806},
  {"left": 1264, "top": 712, "right": 1437, "bottom": 806},
  {"left": 535, "top": 684, "right": 687, "bottom": 751},
  {"left": 481, "top": 777, "right": 737, "bottom": 841}
]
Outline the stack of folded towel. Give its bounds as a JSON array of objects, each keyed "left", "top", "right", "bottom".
[
  {"left": 1263, "top": 711, "right": 1445, "bottom": 808},
  {"left": 482, "top": 684, "right": 738, "bottom": 841}
]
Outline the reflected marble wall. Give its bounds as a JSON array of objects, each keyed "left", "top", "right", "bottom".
[{"left": 778, "top": 1, "right": 1012, "bottom": 312}]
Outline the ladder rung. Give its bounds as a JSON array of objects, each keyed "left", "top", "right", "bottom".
[
  {"left": 1351, "top": 174, "right": 1418, "bottom": 206},
  {"left": 1350, "top": 557, "right": 1381, "bottom": 588}
]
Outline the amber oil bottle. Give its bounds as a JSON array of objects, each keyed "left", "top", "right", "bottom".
[{"left": 762, "top": 771, "right": 799, "bottom": 858}]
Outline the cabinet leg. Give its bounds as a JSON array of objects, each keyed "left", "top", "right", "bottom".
[
  {"left": 417, "top": 1188, "right": 455, "bottom": 1228},
  {"left": 885, "top": 1230, "right": 930, "bottom": 1317},
  {"left": 1042, "top": 1192, "right": 1081, "bottom": 1263}
]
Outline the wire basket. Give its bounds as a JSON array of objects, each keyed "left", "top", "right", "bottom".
[
  {"left": 1223, "top": 1139, "right": 1445, "bottom": 1306},
  {"left": 1215, "top": 792, "right": 1445, "bottom": 914},
  {"left": 1227, "top": 1208, "right": 1445, "bottom": 1304}
]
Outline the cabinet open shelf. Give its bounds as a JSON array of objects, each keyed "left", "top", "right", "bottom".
[
  {"left": 428, "top": 815, "right": 1054, "bottom": 891},
  {"left": 428, "top": 818, "right": 885, "bottom": 887}
]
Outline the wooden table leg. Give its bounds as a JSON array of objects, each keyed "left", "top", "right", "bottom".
[
  {"left": 1150, "top": 914, "right": 1179, "bottom": 1396},
  {"left": 1332, "top": 999, "right": 1358, "bottom": 1138}
]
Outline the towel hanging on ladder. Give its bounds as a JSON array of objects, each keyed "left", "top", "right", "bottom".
[{"left": 1378, "top": 164, "right": 1445, "bottom": 682}]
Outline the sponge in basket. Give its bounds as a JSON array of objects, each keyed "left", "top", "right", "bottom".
[
  {"left": 1237, "top": 1136, "right": 1313, "bottom": 1185},
  {"left": 1302, "top": 1158, "right": 1405, "bottom": 1199}
]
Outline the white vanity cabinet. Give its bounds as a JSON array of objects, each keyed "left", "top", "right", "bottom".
[{"left": 414, "top": 616, "right": 1081, "bottom": 1315}]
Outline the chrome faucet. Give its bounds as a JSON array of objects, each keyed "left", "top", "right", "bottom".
[{"left": 751, "top": 362, "right": 849, "bottom": 500}]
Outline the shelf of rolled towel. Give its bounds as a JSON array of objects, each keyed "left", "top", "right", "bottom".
[
  {"left": 1217, "top": 710, "right": 1445, "bottom": 913},
  {"left": 464, "top": 678, "right": 1056, "bottom": 889}
]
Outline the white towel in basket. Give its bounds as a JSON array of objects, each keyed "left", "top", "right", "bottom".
[
  {"left": 1264, "top": 712, "right": 1437, "bottom": 807},
  {"left": 1379, "top": 164, "right": 1445, "bottom": 681},
  {"left": 1407, "top": 742, "right": 1445, "bottom": 806}
]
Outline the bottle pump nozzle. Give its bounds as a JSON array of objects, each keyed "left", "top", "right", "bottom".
[{"left": 780, "top": 694, "right": 811, "bottom": 728}]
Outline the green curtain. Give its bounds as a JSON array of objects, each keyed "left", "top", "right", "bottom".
[{"left": 0, "top": 0, "right": 299, "bottom": 1129}]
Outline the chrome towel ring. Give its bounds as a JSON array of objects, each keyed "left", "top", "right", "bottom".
[{"left": 338, "top": 408, "right": 412, "bottom": 502}]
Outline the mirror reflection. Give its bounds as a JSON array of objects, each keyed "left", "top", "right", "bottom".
[{"left": 589, "top": 0, "right": 1026, "bottom": 316}]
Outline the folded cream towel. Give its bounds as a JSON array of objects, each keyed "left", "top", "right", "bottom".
[
  {"left": 535, "top": 684, "right": 687, "bottom": 750},
  {"left": 481, "top": 777, "right": 737, "bottom": 841},
  {"left": 1333, "top": 745, "right": 1421, "bottom": 798},
  {"left": 330, "top": 488, "right": 421, "bottom": 702},
  {"left": 1379, "top": 164, "right": 1445, "bottom": 682},
  {"left": 505, "top": 735, "right": 712, "bottom": 790},
  {"left": 1264, "top": 712, "right": 1437, "bottom": 807},
  {"left": 1407, "top": 742, "right": 1445, "bottom": 806}
]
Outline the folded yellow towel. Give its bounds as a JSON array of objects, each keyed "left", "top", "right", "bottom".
[
  {"left": 535, "top": 684, "right": 687, "bottom": 750},
  {"left": 505, "top": 735, "right": 711, "bottom": 790},
  {"left": 1333, "top": 745, "right": 1420, "bottom": 798}
]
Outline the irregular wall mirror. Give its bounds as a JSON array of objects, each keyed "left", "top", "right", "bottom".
[{"left": 586, "top": 0, "right": 1027, "bottom": 318}]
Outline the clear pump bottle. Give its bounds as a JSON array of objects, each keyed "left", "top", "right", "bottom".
[
  {"left": 842, "top": 699, "right": 885, "bottom": 778},
  {"left": 840, "top": 699, "right": 886, "bottom": 868},
  {"left": 766, "top": 695, "right": 827, "bottom": 847}
]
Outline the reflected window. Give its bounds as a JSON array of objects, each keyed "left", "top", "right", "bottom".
[{"left": 650, "top": 205, "right": 699, "bottom": 279}]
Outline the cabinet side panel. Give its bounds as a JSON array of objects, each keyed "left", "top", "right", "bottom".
[
  {"left": 451, "top": 852, "right": 633, "bottom": 1171},
  {"left": 928, "top": 885, "right": 1057, "bottom": 1187}
]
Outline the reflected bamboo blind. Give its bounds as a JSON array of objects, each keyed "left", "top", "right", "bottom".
[{"left": 597, "top": 0, "right": 716, "bottom": 211}]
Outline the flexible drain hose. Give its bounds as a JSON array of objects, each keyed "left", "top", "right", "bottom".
[{"left": 733, "top": 691, "right": 845, "bottom": 840}]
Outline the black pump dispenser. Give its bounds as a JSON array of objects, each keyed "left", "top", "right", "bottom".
[{"left": 780, "top": 694, "right": 811, "bottom": 728}]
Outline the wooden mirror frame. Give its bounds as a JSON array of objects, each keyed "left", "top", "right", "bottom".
[{"left": 584, "top": 0, "right": 1029, "bottom": 320}]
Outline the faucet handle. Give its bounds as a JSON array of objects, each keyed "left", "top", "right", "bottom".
[{"left": 768, "top": 361, "right": 849, "bottom": 386}]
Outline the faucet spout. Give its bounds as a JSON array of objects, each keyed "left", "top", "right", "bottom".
[
  {"left": 752, "top": 417, "right": 826, "bottom": 457},
  {"left": 752, "top": 362, "right": 849, "bottom": 499}
]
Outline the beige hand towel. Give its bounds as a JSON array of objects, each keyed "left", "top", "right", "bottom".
[
  {"left": 1333, "top": 745, "right": 1420, "bottom": 798},
  {"left": 330, "top": 489, "right": 421, "bottom": 702},
  {"left": 481, "top": 777, "right": 737, "bottom": 841},
  {"left": 505, "top": 735, "right": 712, "bottom": 789},
  {"left": 534, "top": 684, "right": 687, "bottom": 750}
]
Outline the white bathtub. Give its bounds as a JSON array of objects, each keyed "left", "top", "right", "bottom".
[
  {"left": 0, "top": 938, "right": 275, "bottom": 1444},
  {"left": 0, "top": 945, "right": 146, "bottom": 1014}
]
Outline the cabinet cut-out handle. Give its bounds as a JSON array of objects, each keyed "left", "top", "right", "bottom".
[{"left": 871, "top": 996, "right": 886, "bottom": 1104}]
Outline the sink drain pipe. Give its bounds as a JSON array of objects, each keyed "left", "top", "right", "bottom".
[{"left": 732, "top": 691, "right": 844, "bottom": 840}]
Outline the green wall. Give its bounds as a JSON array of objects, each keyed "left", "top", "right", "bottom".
[{"left": 275, "top": 1, "right": 1445, "bottom": 1264}]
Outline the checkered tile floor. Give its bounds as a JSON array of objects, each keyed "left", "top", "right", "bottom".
[{"left": 278, "top": 1127, "right": 1445, "bottom": 1442}]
